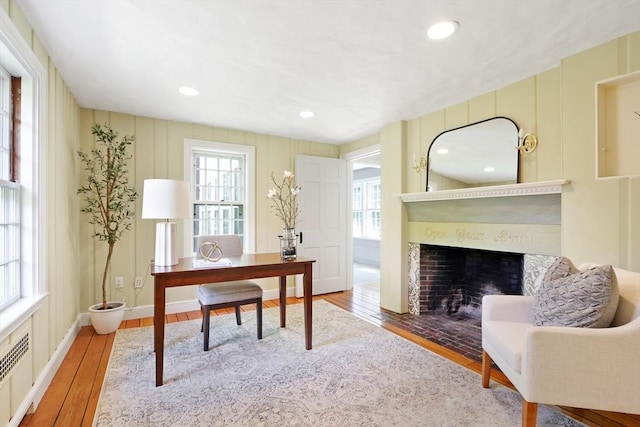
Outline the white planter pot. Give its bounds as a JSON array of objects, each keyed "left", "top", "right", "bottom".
[{"left": 88, "top": 301, "right": 126, "bottom": 334}]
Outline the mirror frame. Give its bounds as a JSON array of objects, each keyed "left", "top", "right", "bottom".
[{"left": 425, "top": 116, "right": 520, "bottom": 191}]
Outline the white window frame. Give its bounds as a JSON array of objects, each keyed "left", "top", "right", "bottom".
[
  {"left": 352, "top": 183, "right": 363, "bottom": 238},
  {"left": 183, "top": 139, "right": 255, "bottom": 254},
  {"left": 353, "top": 176, "right": 381, "bottom": 240},
  {"left": 365, "top": 180, "right": 381, "bottom": 239},
  {"left": 0, "top": 9, "right": 48, "bottom": 339}
]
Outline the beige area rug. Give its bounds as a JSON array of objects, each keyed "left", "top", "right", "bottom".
[{"left": 94, "top": 300, "right": 582, "bottom": 426}]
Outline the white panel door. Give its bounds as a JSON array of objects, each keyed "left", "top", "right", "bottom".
[{"left": 295, "top": 155, "right": 347, "bottom": 296}]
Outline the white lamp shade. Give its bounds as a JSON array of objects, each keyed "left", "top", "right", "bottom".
[
  {"left": 141, "top": 179, "right": 190, "bottom": 219},
  {"left": 142, "top": 179, "right": 190, "bottom": 266}
]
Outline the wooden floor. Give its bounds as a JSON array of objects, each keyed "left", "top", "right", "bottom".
[{"left": 19, "top": 285, "right": 640, "bottom": 427}]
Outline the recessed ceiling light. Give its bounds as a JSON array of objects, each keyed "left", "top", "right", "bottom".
[
  {"left": 299, "top": 111, "right": 314, "bottom": 118},
  {"left": 484, "top": 166, "right": 495, "bottom": 172},
  {"left": 436, "top": 148, "right": 449, "bottom": 154},
  {"left": 427, "top": 21, "right": 459, "bottom": 40},
  {"left": 178, "top": 86, "right": 200, "bottom": 96}
]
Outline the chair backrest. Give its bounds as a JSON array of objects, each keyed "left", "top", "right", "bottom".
[
  {"left": 195, "top": 235, "right": 244, "bottom": 258},
  {"left": 611, "top": 267, "right": 640, "bottom": 326},
  {"left": 582, "top": 263, "right": 640, "bottom": 326}
]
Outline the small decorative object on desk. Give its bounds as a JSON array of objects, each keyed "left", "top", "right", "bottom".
[
  {"left": 267, "top": 170, "right": 301, "bottom": 260},
  {"left": 199, "top": 241, "right": 223, "bottom": 262}
]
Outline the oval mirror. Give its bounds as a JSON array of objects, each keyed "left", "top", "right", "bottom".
[{"left": 426, "top": 117, "right": 519, "bottom": 191}]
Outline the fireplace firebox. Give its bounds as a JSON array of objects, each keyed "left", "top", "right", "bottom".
[{"left": 418, "top": 245, "right": 523, "bottom": 317}]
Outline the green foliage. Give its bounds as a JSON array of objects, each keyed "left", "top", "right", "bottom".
[{"left": 77, "top": 124, "right": 137, "bottom": 308}]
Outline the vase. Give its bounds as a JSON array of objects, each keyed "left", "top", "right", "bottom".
[{"left": 279, "top": 227, "right": 297, "bottom": 260}]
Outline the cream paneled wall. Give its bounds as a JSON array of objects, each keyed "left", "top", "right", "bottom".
[
  {"left": 561, "top": 34, "right": 640, "bottom": 268},
  {"left": 78, "top": 109, "right": 340, "bottom": 310}
]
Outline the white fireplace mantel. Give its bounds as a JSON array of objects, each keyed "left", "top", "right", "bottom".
[
  {"left": 401, "top": 180, "right": 569, "bottom": 256},
  {"left": 399, "top": 180, "right": 569, "bottom": 203}
]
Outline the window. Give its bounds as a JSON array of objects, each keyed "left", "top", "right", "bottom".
[
  {"left": 352, "top": 183, "right": 363, "bottom": 237},
  {"left": 352, "top": 177, "right": 381, "bottom": 239},
  {"left": 193, "top": 151, "right": 245, "bottom": 244},
  {"left": 0, "top": 65, "right": 20, "bottom": 310},
  {"left": 0, "top": 13, "right": 47, "bottom": 322},
  {"left": 184, "top": 140, "right": 255, "bottom": 254}
]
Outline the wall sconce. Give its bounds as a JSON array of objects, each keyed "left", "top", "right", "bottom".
[
  {"left": 517, "top": 129, "right": 538, "bottom": 154},
  {"left": 413, "top": 154, "right": 428, "bottom": 172}
]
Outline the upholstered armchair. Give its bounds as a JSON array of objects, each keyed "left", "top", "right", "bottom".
[{"left": 481, "top": 264, "right": 640, "bottom": 426}]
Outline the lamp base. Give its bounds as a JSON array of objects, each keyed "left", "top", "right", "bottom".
[{"left": 154, "top": 222, "right": 178, "bottom": 266}]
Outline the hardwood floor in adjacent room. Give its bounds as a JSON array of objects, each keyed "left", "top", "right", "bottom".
[{"left": 18, "top": 285, "right": 640, "bottom": 427}]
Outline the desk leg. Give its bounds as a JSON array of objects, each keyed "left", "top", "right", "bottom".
[
  {"left": 154, "top": 279, "right": 166, "bottom": 386},
  {"left": 279, "top": 275, "right": 286, "bottom": 327},
  {"left": 304, "top": 262, "right": 313, "bottom": 350}
]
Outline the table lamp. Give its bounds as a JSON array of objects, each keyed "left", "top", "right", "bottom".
[{"left": 142, "top": 179, "right": 190, "bottom": 266}]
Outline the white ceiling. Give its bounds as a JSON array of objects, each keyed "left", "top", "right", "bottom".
[{"left": 16, "top": 0, "right": 640, "bottom": 145}]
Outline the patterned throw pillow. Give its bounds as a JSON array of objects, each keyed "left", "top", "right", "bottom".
[
  {"left": 532, "top": 257, "right": 619, "bottom": 328},
  {"left": 522, "top": 254, "right": 559, "bottom": 296}
]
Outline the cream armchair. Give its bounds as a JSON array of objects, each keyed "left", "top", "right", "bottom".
[{"left": 481, "top": 264, "right": 640, "bottom": 426}]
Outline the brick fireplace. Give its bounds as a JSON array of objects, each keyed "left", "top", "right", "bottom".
[
  {"left": 418, "top": 245, "right": 523, "bottom": 317},
  {"left": 401, "top": 182, "right": 567, "bottom": 359},
  {"left": 404, "top": 243, "right": 528, "bottom": 360}
]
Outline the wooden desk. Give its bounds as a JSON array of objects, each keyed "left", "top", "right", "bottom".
[{"left": 151, "top": 253, "right": 315, "bottom": 386}]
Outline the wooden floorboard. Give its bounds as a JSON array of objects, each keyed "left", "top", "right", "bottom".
[{"left": 18, "top": 288, "right": 637, "bottom": 427}]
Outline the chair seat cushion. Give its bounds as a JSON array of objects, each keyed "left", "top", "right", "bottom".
[
  {"left": 198, "top": 281, "right": 262, "bottom": 305},
  {"left": 483, "top": 320, "right": 531, "bottom": 374}
]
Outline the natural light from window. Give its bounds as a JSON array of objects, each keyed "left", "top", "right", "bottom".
[{"left": 184, "top": 139, "right": 255, "bottom": 254}]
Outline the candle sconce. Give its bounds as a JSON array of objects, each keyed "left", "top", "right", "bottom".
[
  {"left": 413, "top": 154, "right": 428, "bottom": 173},
  {"left": 517, "top": 129, "right": 538, "bottom": 154}
]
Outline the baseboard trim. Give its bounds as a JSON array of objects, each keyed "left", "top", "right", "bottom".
[
  {"left": 10, "top": 318, "right": 81, "bottom": 427},
  {"left": 78, "top": 287, "right": 296, "bottom": 326}
]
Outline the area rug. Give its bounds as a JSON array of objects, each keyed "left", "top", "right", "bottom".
[{"left": 94, "top": 300, "right": 582, "bottom": 426}]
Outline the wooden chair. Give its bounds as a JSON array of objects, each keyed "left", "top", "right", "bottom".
[{"left": 196, "top": 235, "right": 263, "bottom": 351}]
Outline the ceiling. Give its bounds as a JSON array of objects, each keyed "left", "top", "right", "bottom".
[{"left": 16, "top": 0, "right": 640, "bottom": 145}]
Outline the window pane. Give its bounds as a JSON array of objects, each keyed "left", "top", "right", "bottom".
[
  {"left": 352, "top": 211, "right": 362, "bottom": 238},
  {"left": 366, "top": 210, "right": 381, "bottom": 239},
  {"left": 0, "top": 67, "right": 10, "bottom": 182},
  {"left": 353, "top": 178, "right": 380, "bottom": 240},
  {"left": 0, "top": 181, "right": 20, "bottom": 310},
  {"left": 352, "top": 184, "right": 362, "bottom": 210},
  {"left": 192, "top": 151, "right": 246, "bottom": 252},
  {"left": 367, "top": 182, "right": 381, "bottom": 209}
]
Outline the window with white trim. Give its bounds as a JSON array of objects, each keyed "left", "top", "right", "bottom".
[
  {"left": 352, "top": 177, "right": 381, "bottom": 240},
  {"left": 352, "top": 183, "right": 363, "bottom": 238},
  {"left": 184, "top": 140, "right": 255, "bottom": 254},
  {"left": 0, "top": 12, "right": 45, "bottom": 320},
  {"left": 0, "top": 64, "right": 20, "bottom": 311}
]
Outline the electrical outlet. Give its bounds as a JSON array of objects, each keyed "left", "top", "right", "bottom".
[
  {"left": 115, "top": 276, "right": 124, "bottom": 289},
  {"left": 134, "top": 277, "right": 144, "bottom": 288}
]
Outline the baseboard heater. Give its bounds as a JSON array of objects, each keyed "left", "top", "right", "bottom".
[{"left": 0, "top": 331, "right": 30, "bottom": 386}]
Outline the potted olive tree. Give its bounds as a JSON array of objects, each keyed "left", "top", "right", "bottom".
[{"left": 78, "top": 123, "right": 137, "bottom": 334}]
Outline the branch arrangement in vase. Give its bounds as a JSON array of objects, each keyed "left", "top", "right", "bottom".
[{"left": 267, "top": 170, "right": 301, "bottom": 229}]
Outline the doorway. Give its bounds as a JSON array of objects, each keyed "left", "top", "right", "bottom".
[{"left": 348, "top": 150, "right": 381, "bottom": 293}]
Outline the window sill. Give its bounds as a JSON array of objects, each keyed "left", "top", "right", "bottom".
[{"left": 0, "top": 294, "right": 47, "bottom": 342}]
